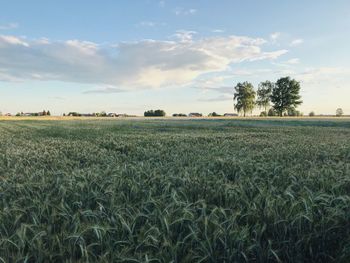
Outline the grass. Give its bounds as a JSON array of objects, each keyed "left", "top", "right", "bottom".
[{"left": 0, "top": 118, "right": 349, "bottom": 262}]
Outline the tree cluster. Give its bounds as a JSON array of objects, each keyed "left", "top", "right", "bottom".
[
  {"left": 208, "top": 112, "right": 221, "bottom": 117},
  {"left": 233, "top": 76, "right": 303, "bottom": 117},
  {"left": 144, "top": 109, "right": 166, "bottom": 117}
]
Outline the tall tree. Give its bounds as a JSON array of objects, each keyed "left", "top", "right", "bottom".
[
  {"left": 233, "top": 82, "right": 256, "bottom": 117},
  {"left": 256, "top": 81, "right": 273, "bottom": 113},
  {"left": 271, "top": 77, "right": 302, "bottom": 116},
  {"left": 336, "top": 108, "right": 343, "bottom": 117}
]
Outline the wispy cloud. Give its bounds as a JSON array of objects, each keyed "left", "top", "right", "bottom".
[
  {"left": 285, "top": 58, "right": 300, "bottom": 64},
  {"left": 212, "top": 29, "right": 225, "bottom": 33},
  {"left": 0, "top": 23, "right": 18, "bottom": 30},
  {"left": 199, "top": 86, "right": 233, "bottom": 95},
  {"left": 137, "top": 21, "right": 156, "bottom": 27},
  {"left": 172, "top": 30, "right": 197, "bottom": 42},
  {"left": 83, "top": 86, "right": 125, "bottom": 94},
  {"left": 296, "top": 67, "right": 350, "bottom": 84},
  {"left": 49, "top": 96, "right": 66, "bottom": 100},
  {"left": 198, "top": 94, "right": 232, "bottom": 102},
  {"left": 174, "top": 8, "right": 197, "bottom": 16},
  {"left": 290, "top": 38, "right": 303, "bottom": 46},
  {"left": 159, "top": 1, "right": 165, "bottom": 7},
  {"left": 136, "top": 21, "right": 166, "bottom": 28},
  {"left": 0, "top": 33, "right": 287, "bottom": 90},
  {"left": 0, "top": 35, "right": 28, "bottom": 46},
  {"left": 270, "top": 32, "right": 281, "bottom": 43}
]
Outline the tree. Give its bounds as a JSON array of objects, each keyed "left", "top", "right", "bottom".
[
  {"left": 154, "top": 109, "right": 166, "bottom": 116},
  {"left": 256, "top": 81, "right": 273, "bottom": 114},
  {"left": 173, "top": 113, "right": 187, "bottom": 117},
  {"left": 336, "top": 108, "right": 343, "bottom": 117},
  {"left": 233, "top": 82, "right": 256, "bottom": 117},
  {"left": 144, "top": 110, "right": 154, "bottom": 117},
  {"left": 287, "top": 107, "right": 302, "bottom": 116},
  {"left": 99, "top": 111, "right": 107, "bottom": 117},
  {"left": 309, "top": 111, "right": 315, "bottom": 117},
  {"left": 268, "top": 108, "right": 277, "bottom": 116},
  {"left": 260, "top": 111, "right": 267, "bottom": 117},
  {"left": 144, "top": 109, "right": 166, "bottom": 117},
  {"left": 47, "top": 110, "right": 51, "bottom": 116},
  {"left": 271, "top": 77, "right": 302, "bottom": 116},
  {"left": 68, "top": 112, "right": 81, "bottom": 116},
  {"left": 208, "top": 112, "right": 221, "bottom": 117}
]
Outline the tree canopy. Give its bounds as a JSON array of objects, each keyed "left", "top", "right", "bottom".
[
  {"left": 256, "top": 80, "right": 273, "bottom": 113},
  {"left": 271, "top": 77, "right": 302, "bottom": 116},
  {"left": 336, "top": 108, "right": 343, "bottom": 117},
  {"left": 233, "top": 82, "right": 256, "bottom": 117},
  {"left": 144, "top": 109, "right": 166, "bottom": 117}
]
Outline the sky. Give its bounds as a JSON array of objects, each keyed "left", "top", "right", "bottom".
[{"left": 0, "top": 0, "right": 349, "bottom": 116}]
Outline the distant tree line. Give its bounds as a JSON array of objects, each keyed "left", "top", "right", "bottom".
[
  {"left": 172, "top": 113, "right": 187, "bottom": 117},
  {"left": 233, "top": 76, "right": 303, "bottom": 117},
  {"left": 15, "top": 110, "right": 51, "bottom": 116},
  {"left": 144, "top": 109, "right": 166, "bottom": 117},
  {"left": 64, "top": 111, "right": 134, "bottom": 117}
]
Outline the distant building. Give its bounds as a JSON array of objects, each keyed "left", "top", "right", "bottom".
[
  {"left": 5, "top": 113, "right": 12, "bottom": 116},
  {"left": 189, "top": 113, "right": 202, "bottom": 117},
  {"left": 224, "top": 113, "right": 238, "bottom": 117}
]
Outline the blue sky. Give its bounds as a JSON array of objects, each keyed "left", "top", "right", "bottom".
[{"left": 0, "top": 0, "right": 349, "bottom": 115}]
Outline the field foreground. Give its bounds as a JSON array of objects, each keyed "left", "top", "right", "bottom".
[{"left": 0, "top": 119, "right": 349, "bottom": 262}]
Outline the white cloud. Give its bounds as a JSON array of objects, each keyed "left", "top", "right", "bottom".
[
  {"left": 0, "top": 23, "right": 18, "bottom": 30},
  {"left": 138, "top": 21, "right": 156, "bottom": 27},
  {"left": 173, "top": 30, "right": 197, "bottom": 42},
  {"left": 0, "top": 35, "right": 29, "bottom": 47},
  {"left": 0, "top": 33, "right": 287, "bottom": 91},
  {"left": 212, "top": 29, "right": 225, "bottom": 33},
  {"left": 193, "top": 76, "right": 230, "bottom": 90},
  {"left": 296, "top": 67, "right": 350, "bottom": 84},
  {"left": 285, "top": 58, "right": 300, "bottom": 64},
  {"left": 65, "top": 40, "right": 98, "bottom": 55},
  {"left": 83, "top": 85, "right": 125, "bottom": 94},
  {"left": 290, "top": 38, "right": 304, "bottom": 46},
  {"left": 137, "top": 21, "right": 166, "bottom": 28},
  {"left": 174, "top": 8, "right": 197, "bottom": 16},
  {"left": 270, "top": 32, "right": 281, "bottom": 42},
  {"left": 198, "top": 94, "right": 232, "bottom": 102}
]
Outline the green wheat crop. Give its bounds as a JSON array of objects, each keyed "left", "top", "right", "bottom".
[{"left": 0, "top": 119, "right": 349, "bottom": 262}]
